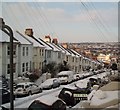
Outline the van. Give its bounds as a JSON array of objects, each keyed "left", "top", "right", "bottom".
[{"left": 57, "top": 71, "right": 74, "bottom": 84}]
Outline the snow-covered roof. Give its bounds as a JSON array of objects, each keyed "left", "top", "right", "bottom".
[
  {"left": 34, "top": 95, "right": 63, "bottom": 106},
  {"left": 0, "top": 30, "right": 18, "bottom": 43},
  {"left": 62, "top": 85, "right": 77, "bottom": 90},
  {"left": 47, "top": 42, "right": 60, "bottom": 52},
  {"left": 15, "top": 31, "right": 32, "bottom": 45},
  {"left": 70, "top": 49, "right": 81, "bottom": 57},
  {"left": 19, "top": 33, "right": 45, "bottom": 48},
  {"left": 58, "top": 45, "right": 71, "bottom": 56},
  {"left": 37, "top": 38, "right": 53, "bottom": 50},
  {"left": 52, "top": 43, "right": 65, "bottom": 53},
  {"left": 41, "top": 78, "right": 59, "bottom": 86},
  {"left": 67, "top": 49, "right": 76, "bottom": 57},
  {"left": 17, "top": 82, "right": 33, "bottom": 86},
  {"left": 58, "top": 71, "right": 74, "bottom": 76}
]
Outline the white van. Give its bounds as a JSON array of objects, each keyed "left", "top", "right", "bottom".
[{"left": 57, "top": 71, "right": 74, "bottom": 84}]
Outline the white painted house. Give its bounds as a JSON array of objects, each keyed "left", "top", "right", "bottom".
[
  {"left": 15, "top": 31, "right": 33, "bottom": 76},
  {"left": 57, "top": 45, "right": 72, "bottom": 68},
  {"left": 35, "top": 37, "right": 53, "bottom": 65},
  {"left": 47, "top": 42, "right": 62, "bottom": 64},
  {"left": 21, "top": 29, "right": 46, "bottom": 74},
  {"left": 0, "top": 30, "right": 19, "bottom": 79}
]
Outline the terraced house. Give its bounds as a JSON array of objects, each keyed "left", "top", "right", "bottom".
[{"left": 0, "top": 27, "right": 101, "bottom": 80}]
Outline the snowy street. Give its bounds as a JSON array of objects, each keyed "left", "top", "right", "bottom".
[{"left": 1, "top": 71, "right": 110, "bottom": 109}]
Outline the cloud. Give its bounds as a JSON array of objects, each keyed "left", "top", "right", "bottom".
[{"left": 2, "top": 2, "right": 118, "bottom": 42}]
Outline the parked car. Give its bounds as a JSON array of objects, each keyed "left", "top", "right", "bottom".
[
  {"left": 40, "top": 78, "right": 60, "bottom": 90},
  {"left": 57, "top": 71, "right": 74, "bottom": 84},
  {"left": 0, "top": 88, "right": 15, "bottom": 105},
  {"left": 14, "top": 82, "right": 42, "bottom": 97},
  {"left": 28, "top": 96, "right": 66, "bottom": 110},
  {"left": 58, "top": 87, "right": 91, "bottom": 107},
  {"left": 87, "top": 77, "right": 100, "bottom": 89}
]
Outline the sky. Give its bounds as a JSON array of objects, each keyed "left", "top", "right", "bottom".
[{"left": 1, "top": 0, "right": 118, "bottom": 43}]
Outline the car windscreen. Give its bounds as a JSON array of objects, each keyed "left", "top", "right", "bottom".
[{"left": 28, "top": 101, "right": 50, "bottom": 110}]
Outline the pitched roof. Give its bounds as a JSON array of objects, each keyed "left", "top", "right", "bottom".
[
  {"left": 17, "top": 32, "right": 45, "bottom": 48},
  {"left": 47, "top": 42, "right": 60, "bottom": 52},
  {"left": 58, "top": 45, "right": 71, "bottom": 56},
  {"left": 37, "top": 38, "right": 53, "bottom": 50},
  {"left": 52, "top": 43, "right": 65, "bottom": 53},
  {"left": 0, "top": 30, "right": 18, "bottom": 43},
  {"left": 70, "top": 49, "right": 82, "bottom": 57},
  {"left": 15, "top": 31, "right": 32, "bottom": 45}
]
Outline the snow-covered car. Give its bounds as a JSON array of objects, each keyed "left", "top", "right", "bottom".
[
  {"left": 28, "top": 95, "right": 66, "bottom": 110},
  {"left": 14, "top": 82, "right": 42, "bottom": 96},
  {"left": 57, "top": 71, "right": 74, "bottom": 84},
  {"left": 40, "top": 78, "right": 60, "bottom": 90},
  {"left": 58, "top": 86, "right": 91, "bottom": 107}
]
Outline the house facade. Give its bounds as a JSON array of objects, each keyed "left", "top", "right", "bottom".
[
  {"left": 15, "top": 31, "right": 33, "bottom": 76},
  {"left": 23, "top": 29, "right": 45, "bottom": 74},
  {"left": 0, "top": 30, "right": 19, "bottom": 79}
]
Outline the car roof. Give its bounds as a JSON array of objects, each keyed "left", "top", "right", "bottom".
[
  {"left": 34, "top": 95, "right": 63, "bottom": 106},
  {"left": 58, "top": 71, "right": 74, "bottom": 75},
  {"left": 17, "top": 82, "right": 33, "bottom": 86}
]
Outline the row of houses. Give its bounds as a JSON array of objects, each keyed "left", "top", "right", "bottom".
[{"left": 0, "top": 28, "right": 101, "bottom": 80}]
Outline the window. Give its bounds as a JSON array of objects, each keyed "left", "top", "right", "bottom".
[
  {"left": 47, "top": 51, "right": 51, "bottom": 58},
  {"left": 39, "top": 62, "right": 41, "bottom": 69},
  {"left": 7, "top": 45, "right": 16, "bottom": 55},
  {"left": 42, "top": 49, "right": 44, "bottom": 56},
  {"left": 26, "top": 62, "right": 28, "bottom": 71},
  {"left": 23, "top": 47, "right": 25, "bottom": 56},
  {"left": 80, "top": 57, "right": 81, "bottom": 62},
  {"left": 26, "top": 47, "right": 28, "bottom": 56},
  {"left": 58, "top": 52, "right": 61, "bottom": 59},
  {"left": 76, "top": 58, "right": 78, "bottom": 62},
  {"left": 7, "top": 63, "right": 16, "bottom": 74},
  {"left": 66, "top": 56, "right": 68, "bottom": 62},
  {"left": 22, "top": 63, "right": 25, "bottom": 72},
  {"left": 39, "top": 49, "right": 41, "bottom": 56},
  {"left": 72, "top": 57, "right": 74, "bottom": 62}
]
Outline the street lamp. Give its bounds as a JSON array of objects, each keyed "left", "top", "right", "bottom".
[{"left": 0, "top": 18, "right": 14, "bottom": 110}]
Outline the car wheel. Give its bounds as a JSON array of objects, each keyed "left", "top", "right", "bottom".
[{"left": 28, "top": 91, "right": 32, "bottom": 95}]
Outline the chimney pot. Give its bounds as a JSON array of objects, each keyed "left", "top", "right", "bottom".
[
  {"left": 52, "top": 38, "right": 58, "bottom": 45},
  {"left": 25, "top": 28, "right": 33, "bottom": 37},
  {"left": 44, "top": 35, "right": 51, "bottom": 43}
]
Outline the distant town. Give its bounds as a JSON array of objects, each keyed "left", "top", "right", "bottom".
[{"left": 62, "top": 42, "right": 119, "bottom": 65}]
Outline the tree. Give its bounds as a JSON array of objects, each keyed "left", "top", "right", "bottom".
[
  {"left": 42, "top": 62, "right": 58, "bottom": 78},
  {"left": 57, "top": 61, "right": 71, "bottom": 72}
]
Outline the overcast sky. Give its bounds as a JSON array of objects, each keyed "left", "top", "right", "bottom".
[{"left": 1, "top": 1, "right": 118, "bottom": 43}]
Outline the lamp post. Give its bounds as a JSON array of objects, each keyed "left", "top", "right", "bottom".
[{"left": 0, "top": 18, "right": 14, "bottom": 110}]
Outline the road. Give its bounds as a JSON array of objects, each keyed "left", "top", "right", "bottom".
[{"left": 1, "top": 71, "right": 109, "bottom": 109}]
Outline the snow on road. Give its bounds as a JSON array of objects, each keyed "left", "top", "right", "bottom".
[{"left": 1, "top": 71, "right": 108, "bottom": 109}]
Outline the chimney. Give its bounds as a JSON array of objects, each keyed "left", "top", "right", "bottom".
[
  {"left": 25, "top": 28, "right": 33, "bottom": 37},
  {"left": 62, "top": 43, "right": 68, "bottom": 49},
  {"left": 52, "top": 38, "right": 58, "bottom": 45},
  {"left": 44, "top": 35, "right": 51, "bottom": 43}
]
